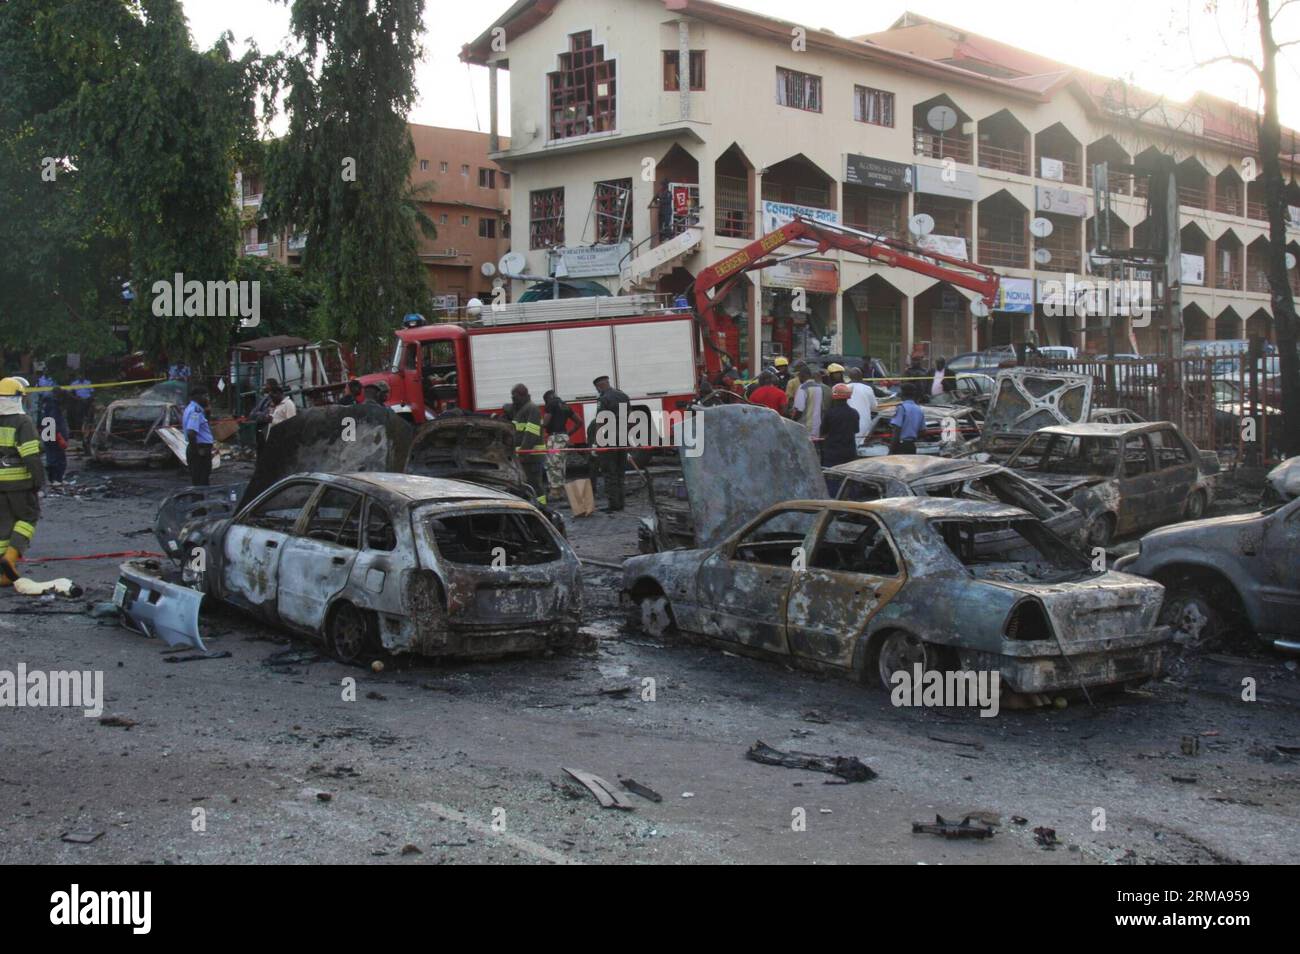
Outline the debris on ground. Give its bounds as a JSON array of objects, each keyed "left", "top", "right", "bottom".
[
  {"left": 162, "top": 650, "right": 232, "bottom": 663},
  {"left": 263, "top": 649, "right": 323, "bottom": 668},
  {"left": 619, "top": 777, "right": 663, "bottom": 803},
  {"left": 911, "top": 814, "right": 996, "bottom": 839},
  {"left": 13, "top": 577, "right": 83, "bottom": 597},
  {"left": 98, "top": 716, "right": 138, "bottom": 729},
  {"left": 1033, "top": 826, "right": 1060, "bottom": 848},
  {"left": 60, "top": 829, "right": 105, "bottom": 845},
  {"left": 563, "top": 768, "right": 635, "bottom": 809},
  {"left": 746, "top": 740, "right": 877, "bottom": 782}
]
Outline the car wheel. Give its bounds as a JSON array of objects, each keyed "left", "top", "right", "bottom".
[
  {"left": 327, "top": 601, "right": 378, "bottom": 665},
  {"left": 638, "top": 594, "right": 675, "bottom": 638},
  {"left": 1086, "top": 512, "right": 1115, "bottom": 549},
  {"left": 875, "top": 630, "right": 943, "bottom": 692},
  {"left": 1159, "top": 586, "right": 1224, "bottom": 649},
  {"left": 1184, "top": 489, "right": 1206, "bottom": 520}
]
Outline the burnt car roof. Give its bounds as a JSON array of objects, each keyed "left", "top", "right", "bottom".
[
  {"left": 774, "top": 497, "right": 1030, "bottom": 523},
  {"left": 1032, "top": 421, "right": 1177, "bottom": 438},
  {"left": 310, "top": 472, "right": 521, "bottom": 503},
  {"left": 827, "top": 456, "right": 997, "bottom": 481}
]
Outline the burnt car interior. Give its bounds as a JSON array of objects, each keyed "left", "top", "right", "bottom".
[
  {"left": 429, "top": 511, "right": 561, "bottom": 566},
  {"left": 245, "top": 482, "right": 316, "bottom": 532},
  {"left": 808, "top": 513, "right": 900, "bottom": 576},
  {"left": 304, "top": 488, "right": 363, "bottom": 546},
  {"left": 934, "top": 518, "right": 1091, "bottom": 582},
  {"left": 732, "top": 510, "right": 818, "bottom": 564}
]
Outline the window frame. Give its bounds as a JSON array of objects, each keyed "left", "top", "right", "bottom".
[
  {"left": 853, "top": 85, "right": 895, "bottom": 127},
  {"left": 775, "top": 66, "right": 822, "bottom": 113},
  {"left": 662, "top": 49, "right": 706, "bottom": 91},
  {"left": 807, "top": 509, "right": 902, "bottom": 577},
  {"left": 529, "top": 187, "right": 565, "bottom": 250}
]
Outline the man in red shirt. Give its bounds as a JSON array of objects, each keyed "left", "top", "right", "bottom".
[{"left": 748, "top": 371, "right": 788, "bottom": 415}]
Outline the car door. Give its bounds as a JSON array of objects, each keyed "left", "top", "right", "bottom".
[
  {"left": 1114, "top": 434, "right": 1158, "bottom": 534},
  {"left": 221, "top": 480, "right": 319, "bottom": 619},
  {"left": 694, "top": 506, "right": 821, "bottom": 654},
  {"left": 1145, "top": 427, "right": 1198, "bottom": 522},
  {"left": 276, "top": 484, "right": 364, "bottom": 633},
  {"left": 1258, "top": 499, "right": 1300, "bottom": 637},
  {"left": 785, "top": 510, "right": 906, "bottom": 668}
]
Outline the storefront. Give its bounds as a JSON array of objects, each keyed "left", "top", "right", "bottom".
[
  {"left": 980, "top": 276, "right": 1033, "bottom": 348},
  {"left": 762, "top": 259, "right": 838, "bottom": 362}
]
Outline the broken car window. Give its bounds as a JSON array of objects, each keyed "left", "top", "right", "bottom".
[
  {"left": 366, "top": 501, "right": 397, "bottom": 551},
  {"left": 732, "top": 509, "right": 819, "bottom": 566},
  {"left": 932, "top": 518, "right": 1089, "bottom": 582},
  {"left": 1122, "top": 436, "right": 1150, "bottom": 477},
  {"left": 809, "top": 512, "right": 900, "bottom": 576},
  {"left": 428, "top": 510, "right": 561, "bottom": 566},
  {"left": 244, "top": 482, "right": 317, "bottom": 534},
  {"left": 838, "top": 478, "right": 886, "bottom": 503},
  {"left": 1032, "top": 435, "right": 1119, "bottom": 477},
  {"left": 1146, "top": 429, "right": 1189, "bottom": 467},
  {"left": 305, "top": 487, "right": 363, "bottom": 548}
]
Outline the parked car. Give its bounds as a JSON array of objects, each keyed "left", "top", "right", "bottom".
[
  {"left": 86, "top": 380, "right": 190, "bottom": 467},
  {"left": 826, "top": 456, "right": 1085, "bottom": 554},
  {"left": 1005, "top": 421, "right": 1219, "bottom": 547},
  {"left": 1115, "top": 495, "right": 1300, "bottom": 652},
  {"left": 131, "top": 472, "right": 583, "bottom": 663},
  {"left": 623, "top": 497, "right": 1169, "bottom": 694},
  {"left": 1089, "top": 407, "right": 1145, "bottom": 425}
]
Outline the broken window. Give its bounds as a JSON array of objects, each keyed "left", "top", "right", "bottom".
[
  {"left": 663, "top": 50, "right": 706, "bottom": 90},
  {"left": 428, "top": 511, "right": 561, "bottom": 566},
  {"left": 305, "top": 487, "right": 362, "bottom": 548},
  {"left": 245, "top": 482, "right": 317, "bottom": 534},
  {"left": 776, "top": 67, "right": 821, "bottom": 112},
  {"left": 732, "top": 508, "right": 818, "bottom": 566},
  {"left": 530, "top": 187, "right": 564, "bottom": 249},
  {"left": 366, "top": 501, "right": 396, "bottom": 551},
  {"left": 809, "top": 513, "right": 900, "bottom": 576},
  {"left": 838, "top": 478, "right": 886, "bottom": 503},
  {"left": 1146, "top": 429, "right": 1189, "bottom": 467},
  {"left": 1032, "top": 435, "right": 1118, "bottom": 477},
  {"left": 933, "top": 518, "right": 1088, "bottom": 580},
  {"left": 853, "top": 86, "right": 894, "bottom": 127},
  {"left": 548, "top": 31, "right": 617, "bottom": 140},
  {"left": 1122, "top": 435, "right": 1151, "bottom": 477},
  {"left": 595, "top": 178, "right": 633, "bottom": 244}
]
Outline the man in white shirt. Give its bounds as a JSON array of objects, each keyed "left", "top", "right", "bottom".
[
  {"left": 846, "top": 367, "right": 877, "bottom": 440},
  {"left": 266, "top": 383, "right": 297, "bottom": 432}
]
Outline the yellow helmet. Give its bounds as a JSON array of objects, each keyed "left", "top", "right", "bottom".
[
  {"left": 0, "top": 377, "right": 26, "bottom": 397},
  {"left": 773, "top": 356, "right": 789, "bottom": 367},
  {"left": 826, "top": 363, "right": 845, "bottom": 373}
]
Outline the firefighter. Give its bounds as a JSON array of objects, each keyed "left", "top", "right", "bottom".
[
  {"left": 593, "top": 374, "right": 630, "bottom": 512},
  {"left": 510, "top": 383, "right": 546, "bottom": 505},
  {"left": 0, "top": 377, "right": 45, "bottom": 585}
]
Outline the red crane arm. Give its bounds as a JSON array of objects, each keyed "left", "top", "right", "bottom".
[{"left": 690, "top": 217, "right": 1001, "bottom": 374}]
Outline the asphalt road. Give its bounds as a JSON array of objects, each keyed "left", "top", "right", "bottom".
[{"left": 2, "top": 454, "right": 1297, "bottom": 864}]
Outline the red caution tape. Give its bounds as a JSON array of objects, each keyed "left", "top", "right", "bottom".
[{"left": 25, "top": 550, "right": 164, "bottom": 563}]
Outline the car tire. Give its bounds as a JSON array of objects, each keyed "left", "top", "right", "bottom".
[
  {"left": 1184, "top": 489, "right": 1206, "bottom": 520},
  {"left": 1159, "top": 583, "right": 1225, "bottom": 650},
  {"left": 874, "top": 630, "right": 947, "bottom": 692},
  {"left": 326, "top": 601, "right": 379, "bottom": 665},
  {"left": 638, "top": 594, "right": 675, "bottom": 638},
  {"left": 1086, "top": 512, "right": 1116, "bottom": 549}
]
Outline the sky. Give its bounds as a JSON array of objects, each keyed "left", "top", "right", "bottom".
[{"left": 181, "top": 0, "right": 1300, "bottom": 134}]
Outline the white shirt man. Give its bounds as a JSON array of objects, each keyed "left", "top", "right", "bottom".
[
  {"left": 267, "top": 393, "right": 297, "bottom": 431},
  {"left": 847, "top": 379, "right": 877, "bottom": 439},
  {"left": 931, "top": 369, "right": 946, "bottom": 397}
]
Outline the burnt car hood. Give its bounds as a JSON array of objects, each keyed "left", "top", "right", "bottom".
[
  {"left": 982, "top": 369, "right": 1093, "bottom": 453},
  {"left": 1268, "top": 457, "right": 1300, "bottom": 501},
  {"left": 407, "top": 416, "right": 525, "bottom": 485},
  {"left": 239, "top": 403, "right": 413, "bottom": 508},
  {"left": 681, "top": 404, "right": 828, "bottom": 548}
]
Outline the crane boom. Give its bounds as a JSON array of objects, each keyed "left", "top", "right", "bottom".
[{"left": 691, "top": 217, "right": 1001, "bottom": 373}]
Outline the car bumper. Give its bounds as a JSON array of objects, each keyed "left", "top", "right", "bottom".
[{"left": 966, "top": 627, "right": 1171, "bottom": 694}]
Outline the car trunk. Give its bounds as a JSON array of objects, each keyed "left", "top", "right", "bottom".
[{"left": 981, "top": 369, "right": 1093, "bottom": 458}]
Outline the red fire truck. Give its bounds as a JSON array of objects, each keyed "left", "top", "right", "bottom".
[{"left": 362, "top": 217, "right": 999, "bottom": 430}]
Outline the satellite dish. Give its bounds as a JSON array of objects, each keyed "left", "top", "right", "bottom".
[
  {"left": 480, "top": 261, "right": 496, "bottom": 277},
  {"left": 927, "top": 105, "right": 958, "bottom": 133},
  {"left": 908, "top": 213, "right": 935, "bottom": 237},
  {"left": 1287, "top": 251, "right": 1298, "bottom": 270},
  {"left": 1029, "top": 217, "right": 1054, "bottom": 238},
  {"left": 970, "top": 300, "right": 991, "bottom": 318},
  {"left": 465, "top": 297, "right": 484, "bottom": 318},
  {"left": 499, "top": 251, "right": 526, "bottom": 275},
  {"left": 1034, "top": 248, "right": 1053, "bottom": 265}
]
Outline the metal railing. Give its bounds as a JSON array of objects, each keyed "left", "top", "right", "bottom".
[
  {"left": 1086, "top": 165, "right": 1132, "bottom": 195},
  {"left": 978, "top": 239, "right": 1028, "bottom": 268},
  {"left": 1039, "top": 156, "right": 1081, "bottom": 184},
  {"left": 978, "top": 142, "right": 1029, "bottom": 176},
  {"left": 1247, "top": 270, "right": 1270, "bottom": 293},
  {"left": 1213, "top": 267, "right": 1242, "bottom": 290},
  {"left": 715, "top": 175, "right": 752, "bottom": 239},
  {"left": 1034, "top": 244, "right": 1081, "bottom": 273},
  {"left": 1246, "top": 200, "right": 1267, "bottom": 220},
  {"left": 1178, "top": 184, "right": 1208, "bottom": 209},
  {"left": 913, "top": 128, "right": 972, "bottom": 164},
  {"left": 1214, "top": 191, "right": 1242, "bottom": 216}
]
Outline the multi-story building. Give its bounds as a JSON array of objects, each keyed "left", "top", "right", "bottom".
[
  {"left": 235, "top": 125, "right": 513, "bottom": 311},
  {"left": 463, "top": 1, "right": 1300, "bottom": 371}
]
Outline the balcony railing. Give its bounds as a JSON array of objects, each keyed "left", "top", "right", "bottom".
[
  {"left": 978, "top": 142, "right": 1029, "bottom": 176},
  {"left": 1246, "top": 200, "right": 1267, "bottom": 221},
  {"left": 1247, "top": 270, "right": 1270, "bottom": 293},
  {"left": 1213, "top": 268, "right": 1242, "bottom": 290},
  {"left": 1086, "top": 165, "right": 1132, "bottom": 195},
  {"left": 1177, "top": 184, "right": 1208, "bottom": 209},
  {"left": 913, "top": 128, "right": 972, "bottom": 164},
  {"left": 978, "top": 239, "right": 1028, "bottom": 268},
  {"left": 1035, "top": 245, "right": 1081, "bottom": 273},
  {"left": 1038, "top": 156, "right": 1081, "bottom": 185},
  {"left": 715, "top": 175, "right": 752, "bottom": 239},
  {"left": 1214, "top": 191, "right": 1242, "bottom": 216}
]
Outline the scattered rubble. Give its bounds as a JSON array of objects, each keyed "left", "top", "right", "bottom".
[{"left": 745, "top": 740, "right": 876, "bottom": 783}]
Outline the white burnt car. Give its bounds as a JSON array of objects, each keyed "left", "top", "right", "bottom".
[{"left": 121, "top": 472, "right": 582, "bottom": 663}]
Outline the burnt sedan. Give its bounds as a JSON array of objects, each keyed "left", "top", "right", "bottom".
[
  {"left": 826, "top": 456, "right": 1085, "bottom": 554},
  {"left": 139, "top": 472, "right": 582, "bottom": 662},
  {"left": 623, "top": 498, "right": 1169, "bottom": 696},
  {"left": 1005, "top": 422, "right": 1219, "bottom": 548}
]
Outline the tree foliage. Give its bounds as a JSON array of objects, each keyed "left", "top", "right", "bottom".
[{"left": 263, "top": 0, "right": 430, "bottom": 367}]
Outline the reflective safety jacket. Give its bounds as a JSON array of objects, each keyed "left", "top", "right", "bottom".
[
  {"left": 0, "top": 413, "right": 46, "bottom": 490},
  {"left": 512, "top": 400, "right": 543, "bottom": 453}
]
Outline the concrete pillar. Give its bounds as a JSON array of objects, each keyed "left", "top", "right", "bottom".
[{"left": 488, "top": 63, "right": 499, "bottom": 154}]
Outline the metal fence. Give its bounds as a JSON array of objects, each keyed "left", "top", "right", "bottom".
[{"left": 1041, "top": 352, "right": 1281, "bottom": 462}]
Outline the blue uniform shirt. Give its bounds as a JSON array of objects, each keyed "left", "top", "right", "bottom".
[
  {"left": 183, "top": 401, "right": 214, "bottom": 445},
  {"left": 892, "top": 400, "right": 925, "bottom": 442},
  {"left": 73, "top": 378, "right": 93, "bottom": 399}
]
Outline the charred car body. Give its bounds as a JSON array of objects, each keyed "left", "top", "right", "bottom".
[
  {"left": 1115, "top": 495, "right": 1300, "bottom": 652},
  {"left": 87, "top": 381, "right": 189, "bottom": 467},
  {"left": 1005, "top": 422, "right": 1219, "bottom": 547}
]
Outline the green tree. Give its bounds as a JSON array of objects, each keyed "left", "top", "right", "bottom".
[
  {"left": 263, "top": 0, "right": 430, "bottom": 368},
  {"left": 231, "top": 256, "right": 322, "bottom": 341}
]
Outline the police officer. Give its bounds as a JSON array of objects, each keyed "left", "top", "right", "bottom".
[
  {"left": 183, "top": 387, "right": 215, "bottom": 486},
  {"left": 0, "top": 377, "right": 45, "bottom": 585}
]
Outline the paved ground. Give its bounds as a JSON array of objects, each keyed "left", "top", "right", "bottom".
[{"left": 1, "top": 452, "right": 1298, "bottom": 864}]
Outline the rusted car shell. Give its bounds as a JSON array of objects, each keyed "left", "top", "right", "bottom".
[
  {"left": 87, "top": 399, "right": 183, "bottom": 466},
  {"left": 623, "top": 497, "right": 1168, "bottom": 695}
]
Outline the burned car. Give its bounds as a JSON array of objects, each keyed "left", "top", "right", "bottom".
[
  {"left": 826, "top": 456, "right": 1086, "bottom": 554},
  {"left": 623, "top": 497, "right": 1169, "bottom": 695},
  {"left": 87, "top": 380, "right": 188, "bottom": 467},
  {"left": 980, "top": 367, "right": 1093, "bottom": 459},
  {"left": 125, "top": 471, "right": 582, "bottom": 662},
  {"left": 1115, "top": 495, "right": 1300, "bottom": 652},
  {"left": 1005, "top": 422, "right": 1219, "bottom": 547}
]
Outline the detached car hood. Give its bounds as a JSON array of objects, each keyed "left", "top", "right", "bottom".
[
  {"left": 407, "top": 416, "right": 525, "bottom": 485},
  {"left": 681, "top": 404, "right": 828, "bottom": 548},
  {"left": 982, "top": 368, "right": 1093, "bottom": 452}
]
